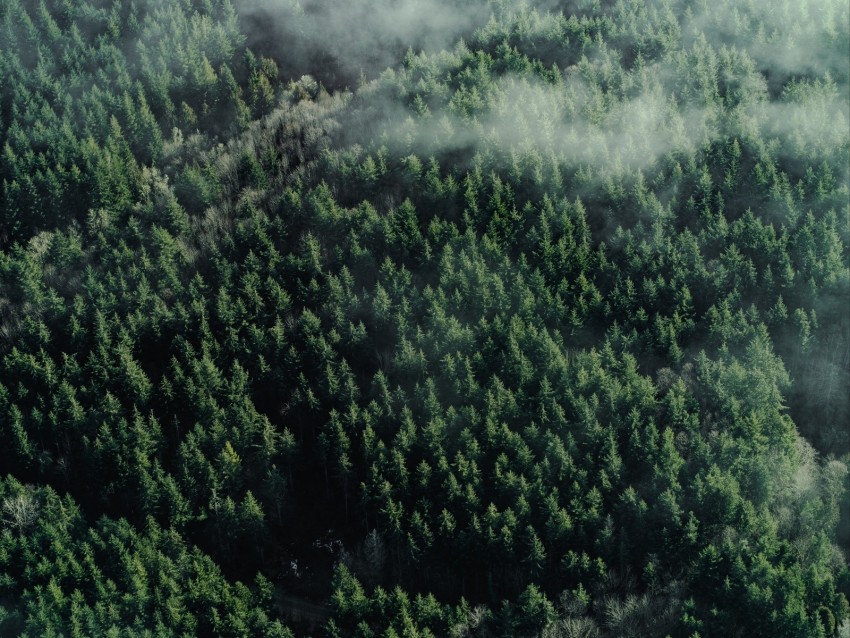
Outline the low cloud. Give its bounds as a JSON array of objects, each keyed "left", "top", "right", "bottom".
[{"left": 234, "top": 0, "right": 495, "bottom": 89}]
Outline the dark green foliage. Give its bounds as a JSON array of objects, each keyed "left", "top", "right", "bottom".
[
  {"left": 0, "top": 0, "right": 270, "bottom": 245},
  {"left": 0, "top": 476, "right": 290, "bottom": 637},
  {"left": 0, "top": 0, "right": 848, "bottom": 636}
]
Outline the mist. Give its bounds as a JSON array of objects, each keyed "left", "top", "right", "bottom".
[
  {"left": 233, "top": 0, "right": 497, "bottom": 89},
  {"left": 318, "top": 2, "right": 836, "bottom": 142},
  {"left": 230, "top": 0, "right": 848, "bottom": 174},
  {"left": 681, "top": 0, "right": 850, "bottom": 82}
]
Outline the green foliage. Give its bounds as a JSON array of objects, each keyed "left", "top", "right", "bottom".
[
  {"left": 0, "top": 476, "right": 289, "bottom": 637},
  {"left": 0, "top": 0, "right": 847, "bottom": 636},
  {"left": 0, "top": 0, "right": 259, "bottom": 245}
]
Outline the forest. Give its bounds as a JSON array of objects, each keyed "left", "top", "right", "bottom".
[{"left": 0, "top": 0, "right": 848, "bottom": 636}]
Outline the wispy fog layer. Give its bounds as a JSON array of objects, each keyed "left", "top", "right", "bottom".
[
  {"left": 681, "top": 0, "right": 850, "bottom": 79},
  {"left": 234, "top": 0, "right": 848, "bottom": 168},
  {"left": 325, "top": 0, "right": 849, "bottom": 180},
  {"left": 234, "top": 0, "right": 496, "bottom": 88}
]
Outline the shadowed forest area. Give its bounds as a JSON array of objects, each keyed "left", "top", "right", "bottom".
[{"left": 0, "top": 0, "right": 849, "bottom": 636}]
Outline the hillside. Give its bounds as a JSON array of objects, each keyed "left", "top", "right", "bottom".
[{"left": 1, "top": 0, "right": 849, "bottom": 636}]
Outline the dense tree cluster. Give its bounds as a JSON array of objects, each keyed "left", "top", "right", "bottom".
[
  {"left": 0, "top": 0, "right": 281, "bottom": 244},
  {"left": 1, "top": 0, "right": 848, "bottom": 636}
]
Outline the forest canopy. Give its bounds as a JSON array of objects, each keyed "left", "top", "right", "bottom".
[{"left": 0, "top": 0, "right": 848, "bottom": 636}]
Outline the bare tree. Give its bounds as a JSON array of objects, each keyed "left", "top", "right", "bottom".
[{"left": 2, "top": 490, "right": 39, "bottom": 531}]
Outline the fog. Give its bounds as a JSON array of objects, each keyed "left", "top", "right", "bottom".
[
  {"left": 232, "top": 0, "right": 847, "bottom": 179},
  {"left": 287, "top": 0, "right": 845, "bottom": 166},
  {"left": 234, "top": 0, "right": 497, "bottom": 88},
  {"left": 681, "top": 0, "right": 850, "bottom": 80}
]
